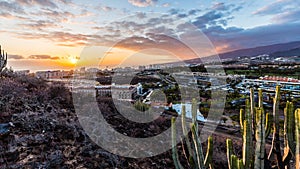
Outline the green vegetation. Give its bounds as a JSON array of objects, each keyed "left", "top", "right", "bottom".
[
  {"left": 171, "top": 99, "right": 213, "bottom": 169},
  {"left": 225, "top": 67, "right": 300, "bottom": 79},
  {"left": 228, "top": 86, "right": 300, "bottom": 169},
  {"left": 134, "top": 101, "right": 150, "bottom": 112},
  {"left": 172, "top": 87, "right": 300, "bottom": 169}
]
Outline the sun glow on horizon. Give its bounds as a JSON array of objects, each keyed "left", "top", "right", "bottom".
[{"left": 69, "top": 56, "right": 79, "bottom": 64}]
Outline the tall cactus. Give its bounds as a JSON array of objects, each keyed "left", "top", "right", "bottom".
[
  {"left": 226, "top": 139, "right": 235, "bottom": 169},
  {"left": 171, "top": 100, "right": 213, "bottom": 169},
  {"left": 250, "top": 88, "right": 256, "bottom": 138},
  {"left": 268, "top": 86, "right": 284, "bottom": 168},
  {"left": 238, "top": 86, "right": 299, "bottom": 169},
  {"left": 254, "top": 108, "right": 265, "bottom": 169},
  {"left": 0, "top": 45, "right": 8, "bottom": 72},
  {"left": 266, "top": 86, "right": 298, "bottom": 169},
  {"left": 282, "top": 101, "right": 295, "bottom": 164}
]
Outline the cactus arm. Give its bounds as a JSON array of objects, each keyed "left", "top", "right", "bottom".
[
  {"left": 171, "top": 117, "right": 184, "bottom": 169},
  {"left": 268, "top": 86, "right": 284, "bottom": 169},
  {"left": 242, "top": 120, "right": 252, "bottom": 169},
  {"left": 245, "top": 99, "right": 252, "bottom": 128},
  {"left": 295, "top": 109, "right": 300, "bottom": 169},
  {"left": 287, "top": 102, "right": 295, "bottom": 155},
  {"left": 243, "top": 99, "right": 253, "bottom": 168},
  {"left": 240, "top": 109, "right": 245, "bottom": 132},
  {"left": 191, "top": 98, "right": 199, "bottom": 134},
  {"left": 227, "top": 139, "right": 234, "bottom": 169},
  {"left": 204, "top": 136, "right": 213, "bottom": 169},
  {"left": 231, "top": 155, "right": 238, "bottom": 169},
  {"left": 282, "top": 102, "right": 295, "bottom": 165},
  {"left": 191, "top": 124, "right": 205, "bottom": 169},
  {"left": 254, "top": 108, "right": 265, "bottom": 169},
  {"left": 258, "top": 89, "right": 263, "bottom": 108},
  {"left": 238, "top": 159, "right": 244, "bottom": 169},
  {"left": 265, "top": 113, "right": 271, "bottom": 139},
  {"left": 181, "top": 105, "right": 195, "bottom": 165},
  {"left": 250, "top": 88, "right": 256, "bottom": 137},
  {"left": 192, "top": 98, "right": 198, "bottom": 124}
]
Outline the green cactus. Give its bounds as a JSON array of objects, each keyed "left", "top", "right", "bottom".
[
  {"left": 226, "top": 139, "right": 234, "bottom": 169},
  {"left": 268, "top": 86, "right": 283, "bottom": 167},
  {"left": 181, "top": 105, "right": 194, "bottom": 164},
  {"left": 265, "top": 113, "right": 271, "bottom": 139},
  {"left": 171, "top": 117, "right": 184, "bottom": 169},
  {"left": 172, "top": 117, "right": 183, "bottom": 169},
  {"left": 227, "top": 140, "right": 245, "bottom": 169},
  {"left": 239, "top": 98, "right": 255, "bottom": 169},
  {"left": 236, "top": 86, "right": 299, "bottom": 169},
  {"left": 0, "top": 45, "right": 8, "bottom": 72},
  {"left": 250, "top": 88, "right": 256, "bottom": 137},
  {"left": 254, "top": 108, "right": 265, "bottom": 169},
  {"left": 204, "top": 136, "right": 213, "bottom": 169},
  {"left": 239, "top": 109, "right": 244, "bottom": 132},
  {"left": 242, "top": 119, "right": 252, "bottom": 169},
  {"left": 238, "top": 159, "right": 244, "bottom": 169},
  {"left": 282, "top": 101, "right": 295, "bottom": 164},
  {"left": 171, "top": 101, "right": 213, "bottom": 169},
  {"left": 231, "top": 155, "right": 238, "bottom": 169},
  {"left": 266, "top": 86, "right": 298, "bottom": 169}
]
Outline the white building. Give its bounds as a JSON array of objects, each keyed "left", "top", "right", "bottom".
[{"left": 95, "top": 84, "right": 138, "bottom": 100}]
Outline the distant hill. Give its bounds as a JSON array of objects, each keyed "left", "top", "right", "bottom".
[
  {"left": 218, "top": 41, "right": 300, "bottom": 59},
  {"left": 270, "top": 47, "right": 300, "bottom": 57},
  {"left": 183, "top": 41, "right": 300, "bottom": 64}
]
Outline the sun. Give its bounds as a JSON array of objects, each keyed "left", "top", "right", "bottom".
[{"left": 69, "top": 57, "right": 78, "bottom": 64}]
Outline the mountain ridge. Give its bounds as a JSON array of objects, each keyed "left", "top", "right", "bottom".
[{"left": 218, "top": 41, "right": 300, "bottom": 59}]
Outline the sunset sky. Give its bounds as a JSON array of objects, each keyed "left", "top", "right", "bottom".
[{"left": 1, "top": 0, "right": 300, "bottom": 71}]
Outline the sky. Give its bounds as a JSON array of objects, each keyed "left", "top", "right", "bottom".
[{"left": 0, "top": 0, "right": 300, "bottom": 71}]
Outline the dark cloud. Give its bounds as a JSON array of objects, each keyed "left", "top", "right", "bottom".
[
  {"left": 16, "top": 0, "right": 58, "bottom": 8},
  {"left": 32, "top": 8, "right": 75, "bottom": 22},
  {"left": 19, "top": 20, "right": 60, "bottom": 30},
  {"left": 204, "top": 25, "right": 243, "bottom": 35},
  {"left": 0, "top": 1, "right": 24, "bottom": 13},
  {"left": 192, "top": 11, "right": 224, "bottom": 28},
  {"left": 177, "top": 13, "right": 188, "bottom": 18},
  {"left": 135, "top": 12, "right": 147, "bottom": 19},
  {"left": 188, "top": 9, "right": 201, "bottom": 15},
  {"left": 8, "top": 54, "right": 24, "bottom": 60},
  {"left": 128, "top": 0, "right": 158, "bottom": 7},
  {"left": 28, "top": 55, "right": 60, "bottom": 60},
  {"left": 0, "top": 12, "right": 20, "bottom": 19},
  {"left": 190, "top": 3, "right": 241, "bottom": 30},
  {"left": 168, "top": 8, "right": 181, "bottom": 15},
  {"left": 16, "top": 31, "right": 93, "bottom": 47},
  {"left": 51, "top": 56, "right": 60, "bottom": 60},
  {"left": 56, "top": 0, "right": 72, "bottom": 4},
  {"left": 102, "top": 6, "right": 114, "bottom": 11}
]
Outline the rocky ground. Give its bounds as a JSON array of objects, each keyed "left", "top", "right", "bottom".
[{"left": 0, "top": 72, "right": 243, "bottom": 169}]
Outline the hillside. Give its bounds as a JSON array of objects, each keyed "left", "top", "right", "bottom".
[{"left": 218, "top": 41, "right": 300, "bottom": 59}]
